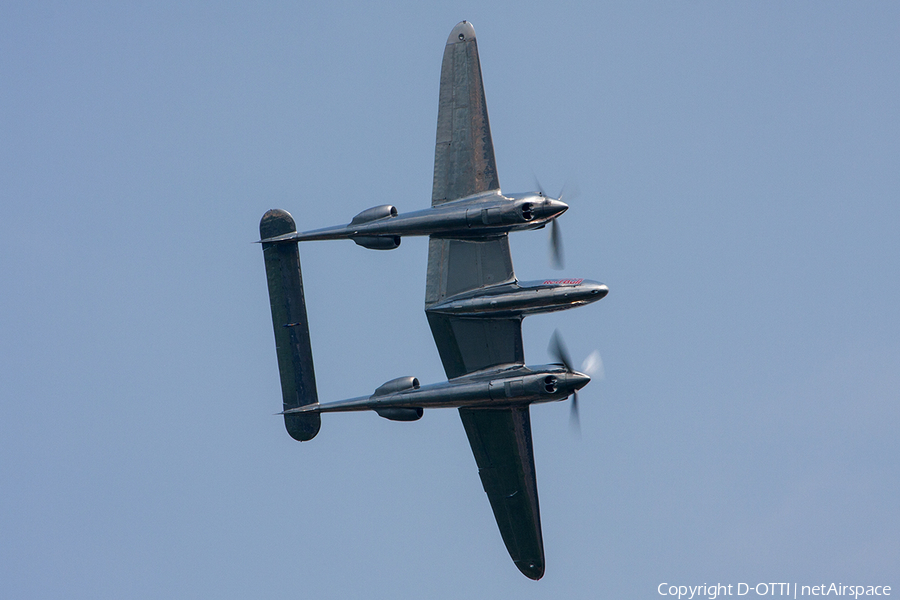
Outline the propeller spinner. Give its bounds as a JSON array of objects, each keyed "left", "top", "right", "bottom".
[{"left": 548, "top": 330, "right": 601, "bottom": 434}]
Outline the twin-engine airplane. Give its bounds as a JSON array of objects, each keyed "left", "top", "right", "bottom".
[{"left": 259, "top": 21, "right": 608, "bottom": 580}]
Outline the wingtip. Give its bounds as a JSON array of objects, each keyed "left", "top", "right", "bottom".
[
  {"left": 447, "top": 21, "right": 476, "bottom": 45},
  {"left": 516, "top": 559, "right": 545, "bottom": 580}
]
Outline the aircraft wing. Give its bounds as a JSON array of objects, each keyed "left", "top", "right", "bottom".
[
  {"left": 426, "top": 21, "right": 544, "bottom": 579},
  {"left": 459, "top": 405, "right": 545, "bottom": 579},
  {"left": 424, "top": 235, "right": 520, "bottom": 379},
  {"left": 431, "top": 21, "right": 500, "bottom": 206}
]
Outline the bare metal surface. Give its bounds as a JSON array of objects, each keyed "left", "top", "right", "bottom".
[
  {"left": 432, "top": 21, "right": 499, "bottom": 206},
  {"left": 260, "top": 209, "right": 320, "bottom": 441},
  {"left": 259, "top": 21, "right": 608, "bottom": 580}
]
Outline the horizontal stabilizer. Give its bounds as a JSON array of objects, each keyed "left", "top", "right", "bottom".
[{"left": 260, "top": 209, "right": 320, "bottom": 441}]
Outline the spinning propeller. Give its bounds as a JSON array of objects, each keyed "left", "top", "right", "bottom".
[
  {"left": 548, "top": 330, "right": 603, "bottom": 434},
  {"left": 534, "top": 179, "right": 570, "bottom": 270}
]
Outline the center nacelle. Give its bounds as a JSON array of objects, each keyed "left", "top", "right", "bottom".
[{"left": 427, "top": 278, "right": 608, "bottom": 318}]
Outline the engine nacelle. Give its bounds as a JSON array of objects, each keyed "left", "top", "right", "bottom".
[
  {"left": 373, "top": 376, "right": 420, "bottom": 396},
  {"left": 374, "top": 407, "right": 424, "bottom": 422},
  {"left": 350, "top": 204, "right": 398, "bottom": 225},
  {"left": 352, "top": 235, "right": 401, "bottom": 250}
]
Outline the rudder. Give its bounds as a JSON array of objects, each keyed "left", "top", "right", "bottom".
[{"left": 260, "top": 209, "right": 321, "bottom": 441}]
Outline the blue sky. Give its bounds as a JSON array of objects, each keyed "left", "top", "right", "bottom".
[{"left": 2, "top": 2, "right": 898, "bottom": 598}]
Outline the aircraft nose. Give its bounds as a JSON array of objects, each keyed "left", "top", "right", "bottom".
[
  {"left": 569, "top": 371, "right": 591, "bottom": 390},
  {"left": 590, "top": 283, "right": 609, "bottom": 299}
]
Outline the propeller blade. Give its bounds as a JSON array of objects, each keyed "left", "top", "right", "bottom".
[
  {"left": 549, "top": 217, "right": 565, "bottom": 269},
  {"left": 581, "top": 350, "right": 604, "bottom": 380},
  {"left": 559, "top": 183, "right": 580, "bottom": 204},
  {"left": 549, "top": 183, "right": 567, "bottom": 269},
  {"left": 570, "top": 390, "right": 581, "bottom": 435},
  {"left": 549, "top": 329, "right": 575, "bottom": 372},
  {"left": 550, "top": 329, "right": 596, "bottom": 437}
]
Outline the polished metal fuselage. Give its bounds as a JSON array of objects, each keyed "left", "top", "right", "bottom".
[
  {"left": 259, "top": 191, "right": 567, "bottom": 244},
  {"left": 283, "top": 364, "right": 591, "bottom": 416},
  {"left": 426, "top": 278, "right": 608, "bottom": 317}
]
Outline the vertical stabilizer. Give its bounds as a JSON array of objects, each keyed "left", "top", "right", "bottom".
[{"left": 260, "top": 209, "right": 320, "bottom": 441}]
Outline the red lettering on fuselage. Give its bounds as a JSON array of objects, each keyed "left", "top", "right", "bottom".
[{"left": 542, "top": 278, "right": 584, "bottom": 285}]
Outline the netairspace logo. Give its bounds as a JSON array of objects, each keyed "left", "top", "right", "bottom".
[{"left": 657, "top": 583, "right": 892, "bottom": 600}]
